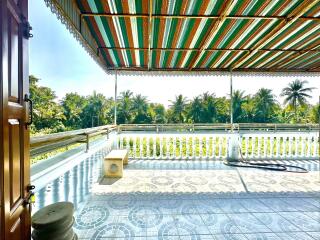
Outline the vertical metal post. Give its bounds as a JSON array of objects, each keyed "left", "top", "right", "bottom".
[
  {"left": 230, "top": 69, "right": 233, "bottom": 132},
  {"left": 85, "top": 134, "right": 89, "bottom": 152},
  {"left": 114, "top": 70, "right": 118, "bottom": 125}
]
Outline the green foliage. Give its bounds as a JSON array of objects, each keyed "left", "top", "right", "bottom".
[
  {"left": 311, "top": 104, "right": 320, "bottom": 123},
  {"left": 30, "top": 75, "right": 66, "bottom": 134},
  {"left": 168, "top": 94, "right": 189, "bottom": 123},
  {"left": 80, "top": 91, "right": 113, "bottom": 128},
  {"left": 280, "top": 79, "right": 315, "bottom": 121},
  {"left": 30, "top": 75, "right": 318, "bottom": 136},
  {"left": 61, "top": 92, "right": 86, "bottom": 128}
]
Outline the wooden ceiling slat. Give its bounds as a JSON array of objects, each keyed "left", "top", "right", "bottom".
[{"left": 81, "top": 13, "right": 320, "bottom": 21}]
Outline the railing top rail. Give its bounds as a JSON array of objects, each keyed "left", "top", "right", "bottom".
[
  {"left": 118, "top": 123, "right": 319, "bottom": 132},
  {"left": 31, "top": 125, "right": 117, "bottom": 146}
]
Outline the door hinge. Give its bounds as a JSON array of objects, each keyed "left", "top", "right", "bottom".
[{"left": 23, "top": 19, "right": 33, "bottom": 39}]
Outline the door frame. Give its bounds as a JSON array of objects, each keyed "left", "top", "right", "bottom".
[{"left": 0, "top": 0, "right": 31, "bottom": 239}]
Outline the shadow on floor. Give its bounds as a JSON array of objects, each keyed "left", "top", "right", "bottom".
[{"left": 99, "top": 177, "right": 122, "bottom": 185}]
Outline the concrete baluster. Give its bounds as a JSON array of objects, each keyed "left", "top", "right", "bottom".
[
  {"left": 186, "top": 137, "right": 190, "bottom": 159},
  {"left": 288, "top": 137, "right": 292, "bottom": 158},
  {"left": 120, "top": 136, "right": 123, "bottom": 149},
  {"left": 133, "top": 137, "right": 136, "bottom": 159},
  {"left": 308, "top": 135, "right": 312, "bottom": 157},
  {"left": 160, "top": 137, "right": 163, "bottom": 159},
  {"left": 139, "top": 137, "right": 143, "bottom": 158},
  {"left": 245, "top": 137, "right": 249, "bottom": 158},
  {"left": 173, "top": 136, "right": 176, "bottom": 159},
  {"left": 153, "top": 137, "right": 157, "bottom": 159},
  {"left": 192, "top": 137, "right": 196, "bottom": 159},
  {"left": 198, "top": 137, "right": 202, "bottom": 159},
  {"left": 218, "top": 137, "right": 222, "bottom": 159},
  {"left": 270, "top": 137, "right": 274, "bottom": 158},
  {"left": 147, "top": 137, "right": 150, "bottom": 159},
  {"left": 252, "top": 136, "right": 256, "bottom": 159}
]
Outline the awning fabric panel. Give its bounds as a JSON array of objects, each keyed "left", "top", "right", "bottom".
[{"left": 45, "top": 0, "right": 320, "bottom": 74}]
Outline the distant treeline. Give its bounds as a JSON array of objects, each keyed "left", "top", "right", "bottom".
[{"left": 30, "top": 75, "right": 319, "bottom": 135}]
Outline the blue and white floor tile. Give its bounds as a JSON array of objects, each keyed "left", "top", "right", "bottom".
[{"left": 72, "top": 159, "right": 320, "bottom": 239}]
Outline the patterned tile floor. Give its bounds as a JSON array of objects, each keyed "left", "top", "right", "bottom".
[{"left": 74, "top": 160, "right": 320, "bottom": 239}]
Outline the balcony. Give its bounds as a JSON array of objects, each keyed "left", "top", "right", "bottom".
[{"left": 31, "top": 124, "right": 320, "bottom": 240}]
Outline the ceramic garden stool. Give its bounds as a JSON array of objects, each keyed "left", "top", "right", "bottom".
[
  {"left": 104, "top": 149, "right": 129, "bottom": 178},
  {"left": 32, "top": 202, "right": 78, "bottom": 240}
]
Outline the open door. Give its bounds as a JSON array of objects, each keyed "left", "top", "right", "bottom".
[{"left": 1, "top": 0, "right": 32, "bottom": 239}]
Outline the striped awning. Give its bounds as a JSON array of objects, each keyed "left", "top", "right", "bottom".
[{"left": 45, "top": 0, "right": 320, "bottom": 74}]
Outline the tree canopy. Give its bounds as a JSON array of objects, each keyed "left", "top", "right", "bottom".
[{"left": 30, "top": 75, "right": 319, "bottom": 135}]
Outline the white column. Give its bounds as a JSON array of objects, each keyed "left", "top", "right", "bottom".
[
  {"left": 230, "top": 70, "right": 233, "bottom": 128},
  {"left": 114, "top": 70, "right": 117, "bottom": 125}
]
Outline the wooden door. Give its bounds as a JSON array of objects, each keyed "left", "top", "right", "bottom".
[{"left": 0, "top": 0, "right": 31, "bottom": 239}]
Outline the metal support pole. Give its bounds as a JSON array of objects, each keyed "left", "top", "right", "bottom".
[
  {"left": 114, "top": 71, "right": 118, "bottom": 125},
  {"left": 230, "top": 69, "right": 233, "bottom": 132},
  {"left": 318, "top": 96, "right": 320, "bottom": 182},
  {"left": 85, "top": 134, "right": 89, "bottom": 152}
]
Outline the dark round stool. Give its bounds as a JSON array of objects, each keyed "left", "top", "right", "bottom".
[{"left": 32, "top": 202, "right": 78, "bottom": 240}]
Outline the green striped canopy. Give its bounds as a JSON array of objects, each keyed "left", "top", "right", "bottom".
[{"left": 45, "top": 0, "right": 320, "bottom": 73}]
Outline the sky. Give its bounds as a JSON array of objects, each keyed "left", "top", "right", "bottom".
[{"left": 29, "top": 1, "right": 319, "bottom": 108}]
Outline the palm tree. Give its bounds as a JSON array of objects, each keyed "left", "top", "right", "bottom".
[
  {"left": 118, "top": 90, "right": 133, "bottom": 124},
  {"left": 132, "top": 94, "right": 149, "bottom": 123},
  {"left": 189, "top": 96, "right": 202, "bottom": 123},
  {"left": 242, "top": 96, "right": 255, "bottom": 123},
  {"left": 169, "top": 95, "right": 188, "bottom": 123},
  {"left": 201, "top": 92, "right": 217, "bottom": 122},
  {"left": 232, "top": 90, "right": 246, "bottom": 123},
  {"left": 280, "top": 80, "right": 315, "bottom": 120},
  {"left": 254, "top": 88, "right": 277, "bottom": 122}
]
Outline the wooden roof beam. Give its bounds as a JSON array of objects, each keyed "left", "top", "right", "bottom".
[
  {"left": 80, "top": 13, "right": 320, "bottom": 21},
  {"left": 188, "top": 0, "right": 237, "bottom": 70},
  {"left": 273, "top": 43, "right": 320, "bottom": 69},
  {"left": 230, "top": 0, "right": 320, "bottom": 70},
  {"left": 97, "top": 46, "right": 320, "bottom": 53},
  {"left": 307, "top": 66, "right": 320, "bottom": 71}
]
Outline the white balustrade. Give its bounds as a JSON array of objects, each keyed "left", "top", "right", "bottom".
[{"left": 118, "top": 132, "right": 319, "bottom": 161}]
